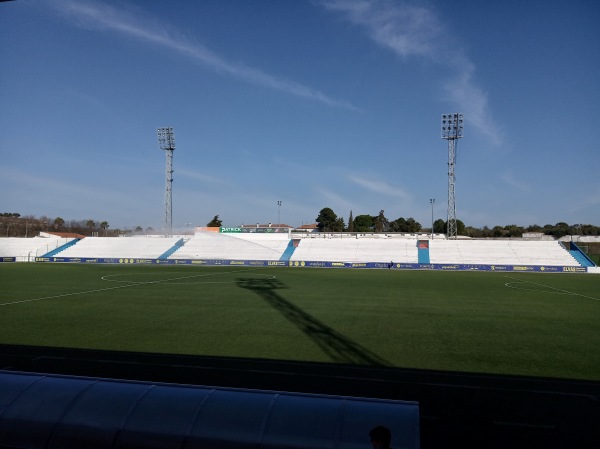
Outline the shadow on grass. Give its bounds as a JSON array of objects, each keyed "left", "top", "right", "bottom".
[{"left": 236, "top": 277, "right": 390, "bottom": 367}]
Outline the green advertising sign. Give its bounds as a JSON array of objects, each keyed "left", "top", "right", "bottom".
[{"left": 220, "top": 227, "right": 242, "bottom": 233}]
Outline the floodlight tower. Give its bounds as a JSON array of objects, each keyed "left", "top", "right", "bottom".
[
  {"left": 430, "top": 198, "right": 435, "bottom": 239},
  {"left": 277, "top": 200, "right": 282, "bottom": 226},
  {"left": 441, "top": 113, "right": 464, "bottom": 239},
  {"left": 157, "top": 127, "right": 175, "bottom": 236}
]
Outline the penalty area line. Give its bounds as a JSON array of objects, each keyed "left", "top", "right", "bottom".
[
  {"left": 100, "top": 267, "right": 270, "bottom": 284},
  {"left": 504, "top": 276, "right": 599, "bottom": 302},
  {"left": 0, "top": 281, "right": 151, "bottom": 307},
  {"left": 0, "top": 266, "right": 273, "bottom": 307}
]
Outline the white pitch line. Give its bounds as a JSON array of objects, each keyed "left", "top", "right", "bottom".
[
  {"left": 0, "top": 267, "right": 269, "bottom": 307},
  {"left": 0, "top": 282, "right": 148, "bottom": 306},
  {"left": 504, "top": 276, "right": 599, "bottom": 302},
  {"left": 100, "top": 267, "right": 264, "bottom": 283}
]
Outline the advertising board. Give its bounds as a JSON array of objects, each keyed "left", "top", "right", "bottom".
[{"left": 29, "top": 257, "right": 588, "bottom": 272}]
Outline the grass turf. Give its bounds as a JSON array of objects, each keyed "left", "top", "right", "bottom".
[{"left": 0, "top": 263, "right": 599, "bottom": 380}]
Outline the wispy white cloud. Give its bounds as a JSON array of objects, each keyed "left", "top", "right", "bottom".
[
  {"left": 568, "top": 189, "right": 600, "bottom": 214},
  {"left": 177, "top": 168, "right": 228, "bottom": 186},
  {"left": 0, "top": 166, "right": 159, "bottom": 226},
  {"left": 318, "top": 187, "right": 356, "bottom": 213},
  {"left": 317, "top": 0, "right": 503, "bottom": 145},
  {"left": 46, "top": 0, "right": 358, "bottom": 110},
  {"left": 0, "top": 166, "right": 103, "bottom": 199},
  {"left": 500, "top": 171, "right": 531, "bottom": 192},
  {"left": 442, "top": 65, "right": 502, "bottom": 146},
  {"left": 319, "top": 0, "right": 440, "bottom": 58},
  {"left": 347, "top": 174, "right": 410, "bottom": 199}
]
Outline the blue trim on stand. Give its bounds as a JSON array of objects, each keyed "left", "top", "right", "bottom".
[
  {"left": 279, "top": 240, "right": 297, "bottom": 261},
  {"left": 158, "top": 238, "right": 185, "bottom": 259},
  {"left": 42, "top": 238, "right": 81, "bottom": 258}
]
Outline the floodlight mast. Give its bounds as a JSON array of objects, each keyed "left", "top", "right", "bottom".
[
  {"left": 157, "top": 127, "right": 175, "bottom": 236},
  {"left": 441, "top": 113, "right": 464, "bottom": 239}
]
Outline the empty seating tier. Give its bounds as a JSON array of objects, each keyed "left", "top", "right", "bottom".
[
  {"left": 429, "top": 239, "right": 578, "bottom": 266},
  {"left": 170, "top": 232, "right": 290, "bottom": 261},
  {"left": 1, "top": 234, "right": 585, "bottom": 268},
  {"left": 290, "top": 237, "right": 419, "bottom": 263},
  {"left": 57, "top": 237, "right": 182, "bottom": 259}
]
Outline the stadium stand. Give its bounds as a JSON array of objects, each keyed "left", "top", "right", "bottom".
[
  {"left": 0, "top": 236, "right": 75, "bottom": 261},
  {"left": 0, "top": 370, "right": 420, "bottom": 449},
  {"left": 0, "top": 233, "right": 589, "bottom": 268},
  {"left": 170, "top": 232, "right": 290, "bottom": 260},
  {"left": 55, "top": 236, "right": 183, "bottom": 259},
  {"left": 290, "top": 237, "right": 420, "bottom": 263},
  {"left": 429, "top": 239, "right": 579, "bottom": 266}
]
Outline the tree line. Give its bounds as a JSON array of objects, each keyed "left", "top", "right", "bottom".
[
  {"left": 0, "top": 213, "right": 124, "bottom": 237},
  {"left": 3, "top": 210, "right": 600, "bottom": 240},
  {"left": 315, "top": 207, "right": 600, "bottom": 238},
  {"left": 316, "top": 208, "right": 422, "bottom": 233}
]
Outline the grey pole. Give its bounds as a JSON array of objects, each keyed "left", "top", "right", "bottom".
[{"left": 430, "top": 198, "right": 435, "bottom": 239}]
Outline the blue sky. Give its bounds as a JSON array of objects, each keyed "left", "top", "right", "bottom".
[{"left": 1, "top": 0, "right": 599, "bottom": 231}]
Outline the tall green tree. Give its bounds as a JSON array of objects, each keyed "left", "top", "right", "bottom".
[
  {"left": 405, "top": 217, "right": 421, "bottom": 232},
  {"left": 354, "top": 214, "right": 374, "bottom": 232},
  {"left": 374, "top": 210, "right": 389, "bottom": 233},
  {"left": 390, "top": 217, "right": 421, "bottom": 233},
  {"left": 493, "top": 226, "right": 505, "bottom": 237},
  {"left": 207, "top": 215, "right": 223, "bottom": 227},
  {"left": 316, "top": 207, "right": 344, "bottom": 232},
  {"left": 580, "top": 224, "right": 599, "bottom": 236},
  {"left": 347, "top": 210, "right": 354, "bottom": 232},
  {"left": 504, "top": 224, "right": 524, "bottom": 237},
  {"left": 100, "top": 221, "right": 109, "bottom": 236},
  {"left": 551, "top": 222, "right": 570, "bottom": 238},
  {"left": 527, "top": 224, "right": 543, "bottom": 233},
  {"left": 433, "top": 219, "right": 446, "bottom": 234},
  {"left": 390, "top": 217, "right": 406, "bottom": 232},
  {"left": 53, "top": 217, "right": 65, "bottom": 230}
]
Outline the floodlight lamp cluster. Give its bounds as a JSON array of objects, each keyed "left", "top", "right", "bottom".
[
  {"left": 157, "top": 127, "right": 175, "bottom": 151},
  {"left": 441, "top": 113, "right": 464, "bottom": 139}
]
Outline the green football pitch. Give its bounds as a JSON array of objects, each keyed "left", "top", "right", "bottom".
[{"left": 1, "top": 263, "right": 599, "bottom": 381}]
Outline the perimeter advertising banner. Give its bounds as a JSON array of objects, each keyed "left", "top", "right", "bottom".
[
  {"left": 220, "top": 227, "right": 289, "bottom": 233},
  {"left": 31, "top": 257, "right": 588, "bottom": 272},
  {"left": 196, "top": 227, "right": 220, "bottom": 233}
]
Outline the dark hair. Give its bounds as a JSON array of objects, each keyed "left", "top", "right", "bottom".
[{"left": 369, "top": 425, "right": 391, "bottom": 445}]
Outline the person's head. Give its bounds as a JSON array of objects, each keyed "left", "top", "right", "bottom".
[{"left": 369, "top": 425, "right": 392, "bottom": 449}]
